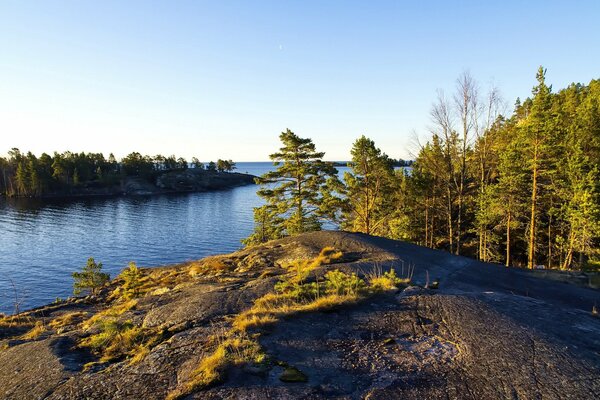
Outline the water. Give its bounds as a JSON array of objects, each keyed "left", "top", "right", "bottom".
[{"left": 0, "top": 162, "right": 350, "bottom": 314}]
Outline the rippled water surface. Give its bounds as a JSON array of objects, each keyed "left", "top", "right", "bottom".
[{"left": 0, "top": 163, "right": 276, "bottom": 313}]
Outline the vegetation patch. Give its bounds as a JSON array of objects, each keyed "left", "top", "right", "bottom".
[
  {"left": 169, "top": 247, "right": 410, "bottom": 399},
  {"left": 21, "top": 321, "right": 46, "bottom": 340},
  {"left": 49, "top": 311, "right": 89, "bottom": 330},
  {"left": 80, "top": 317, "right": 166, "bottom": 364}
]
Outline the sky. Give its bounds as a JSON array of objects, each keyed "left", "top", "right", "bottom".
[{"left": 1, "top": 1, "right": 599, "bottom": 161}]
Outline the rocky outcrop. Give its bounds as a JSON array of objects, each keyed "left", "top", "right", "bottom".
[{"left": 1, "top": 231, "right": 599, "bottom": 399}]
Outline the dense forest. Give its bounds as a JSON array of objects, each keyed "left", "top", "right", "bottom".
[
  {"left": 247, "top": 67, "right": 600, "bottom": 271},
  {"left": 0, "top": 151, "right": 236, "bottom": 197}
]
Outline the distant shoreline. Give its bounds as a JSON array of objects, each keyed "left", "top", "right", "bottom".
[{"left": 1, "top": 170, "right": 257, "bottom": 200}]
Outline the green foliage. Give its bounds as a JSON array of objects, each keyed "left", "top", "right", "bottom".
[
  {"left": 242, "top": 205, "right": 285, "bottom": 246},
  {"left": 385, "top": 68, "right": 600, "bottom": 270},
  {"left": 216, "top": 159, "right": 236, "bottom": 172},
  {"left": 0, "top": 149, "right": 211, "bottom": 197},
  {"left": 342, "top": 135, "right": 396, "bottom": 236},
  {"left": 120, "top": 262, "right": 144, "bottom": 300},
  {"left": 324, "top": 270, "right": 365, "bottom": 296},
  {"left": 244, "top": 129, "right": 344, "bottom": 244},
  {"left": 72, "top": 257, "right": 110, "bottom": 295}
]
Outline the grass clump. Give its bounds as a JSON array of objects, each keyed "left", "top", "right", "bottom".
[
  {"left": 21, "top": 321, "right": 46, "bottom": 340},
  {"left": 0, "top": 314, "right": 35, "bottom": 329},
  {"left": 168, "top": 333, "right": 266, "bottom": 400},
  {"left": 368, "top": 268, "right": 411, "bottom": 291},
  {"left": 80, "top": 317, "right": 165, "bottom": 363},
  {"left": 82, "top": 299, "right": 138, "bottom": 330},
  {"left": 49, "top": 311, "right": 88, "bottom": 329},
  {"left": 189, "top": 257, "right": 232, "bottom": 277}
]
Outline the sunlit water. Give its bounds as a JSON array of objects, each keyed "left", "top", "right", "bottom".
[{"left": 0, "top": 162, "right": 350, "bottom": 313}]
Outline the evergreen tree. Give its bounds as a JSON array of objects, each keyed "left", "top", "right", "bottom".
[
  {"left": 72, "top": 257, "right": 110, "bottom": 295},
  {"left": 245, "top": 129, "right": 343, "bottom": 243},
  {"left": 342, "top": 135, "right": 395, "bottom": 235}
]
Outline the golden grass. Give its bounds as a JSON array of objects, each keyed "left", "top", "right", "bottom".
[
  {"left": 169, "top": 247, "right": 405, "bottom": 399},
  {"left": 0, "top": 315, "right": 35, "bottom": 329},
  {"left": 189, "top": 257, "right": 232, "bottom": 277},
  {"left": 49, "top": 311, "right": 88, "bottom": 329},
  {"left": 232, "top": 313, "right": 278, "bottom": 331},
  {"left": 167, "top": 334, "right": 265, "bottom": 400},
  {"left": 82, "top": 299, "right": 138, "bottom": 330},
  {"left": 21, "top": 321, "right": 46, "bottom": 340},
  {"left": 367, "top": 267, "right": 411, "bottom": 292},
  {"left": 79, "top": 317, "right": 165, "bottom": 364}
]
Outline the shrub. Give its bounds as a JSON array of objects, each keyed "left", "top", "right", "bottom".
[
  {"left": 369, "top": 268, "right": 410, "bottom": 291},
  {"left": 80, "top": 317, "right": 164, "bottom": 363},
  {"left": 324, "top": 270, "right": 365, "bottom": 296},
  {"left": 120, "top": 262, "right": 143, "bottom": 299},
  {"left": 22, "top": 321, "right": 46, "bottom": 340},
  {"left": 72, "top": 257, "right": 110, "bottom": 295}
]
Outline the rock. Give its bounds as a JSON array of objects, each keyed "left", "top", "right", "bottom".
[
  {"left": 1, "top": 231, "right": 599, "bottom": 399},
  {"left": 279, "top": 366, "right": 308, "bottom": 382}
]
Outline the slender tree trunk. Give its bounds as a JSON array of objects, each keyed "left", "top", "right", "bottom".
[
  {"left": 547, "top": 217, "right": 552, "bottom": 269},
  {"left": 425, "top": 198, "right": 429, "bottom": 247},
  {"left": 506, "top": 210, "right": 511, "bottom": 267},
  {"left": 447, "top": 187, "right": 453, "bottom": 253},
  {"left": 528, "top": 144, "right": 539, "bottom": 269}
]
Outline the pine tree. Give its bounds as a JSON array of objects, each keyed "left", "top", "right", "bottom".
[
  {"left": 523, "top": 67, "right": 555, "bottom": 269},
  {"left": 72, "top": 258, "right": 110, "bottom": 295},
  {"left": 245, "top": 129, "right": 343, "bottom": 243},
  {"left": 242, "top": 205, "right": 285, "bottom": 245},
  {"left": 342, "top": 135, "right": 395, "bottom": 235}
]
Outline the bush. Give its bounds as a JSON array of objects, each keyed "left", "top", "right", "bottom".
[
  {"left": 121, "top": 262, "right": 143, "bottom": 299},
  {"left": 324, "top": 270, "right": 365, "bottom": 296},
  {"left": 369, "top": 268, "right": 410, "bottom": 291},
  {"left": 72, "top": 257, "right": 110, "bottom": 295}
]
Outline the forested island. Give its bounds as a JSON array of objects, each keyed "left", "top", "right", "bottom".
[{"left": 0, "top": 152, "right": 253, "bottom": 197}]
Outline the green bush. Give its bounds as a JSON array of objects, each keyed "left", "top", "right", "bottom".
[
  {"left": 121, "top": 262, "right": 143, "bottom": 299},
  {"left": 324, "top": 270, "right": 365, "bottom": 296},
  {"left": 72, "top": 258, "right": 110, "bottom": 295}
]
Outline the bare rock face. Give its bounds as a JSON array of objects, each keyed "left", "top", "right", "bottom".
[{"left": 1, "top": 231, "right": 599, "bottom": 400}]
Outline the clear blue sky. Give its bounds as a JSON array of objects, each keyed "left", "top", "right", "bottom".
[{"left": 1, "top": 1, "right": 599, "bottom": 161}]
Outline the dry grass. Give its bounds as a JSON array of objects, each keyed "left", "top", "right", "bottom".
[
  {"left": 21, "top": 321, "right": 46, "bottom": 340},
  {"left": 232, "top": 314, "right": 278, "bottom": 331},
  {"left": 167, "top": 333, "right": 265, "bottom": 400},
  {"left": 82, "top": 299, "right": 138, "bottom": 330},
  {"left": 189, "top": 257, "right": 232, "bottom": 277},
  {"left": 80, "top": 317, "right": 165, "bottom": 363},
  {"left": 170, "top": 247, "right": 407, "bottom": 399},
  {"left": 367, "top": 267, "right": 411, "bottom": 292},
  {"left": 0, "top": 314, "right": 35, "bottom": 329},
  {"left": 49, "top": 311, "right": 88, "bottom": 329}
]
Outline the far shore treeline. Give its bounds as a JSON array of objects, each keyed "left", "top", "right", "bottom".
[
  {"left": 0, "top": 151, "right": 236, "bottom": 197},
  {"left": 245, "top": 67, "right": 600, "bottom": 272}
]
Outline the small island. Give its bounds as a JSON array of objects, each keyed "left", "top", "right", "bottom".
[{"left": 0, "top": 151, "right": 255, "bottom": 198}]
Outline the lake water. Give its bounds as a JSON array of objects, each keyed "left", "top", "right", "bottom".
[{"left": 0, "top": 162, "right": 350, "bottom": 314}]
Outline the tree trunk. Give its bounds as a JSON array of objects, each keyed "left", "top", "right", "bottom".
[
  {"left": 528, "top": 145, "right": 539, "bottom": 269},
  {"left": 506, "top": 210, "right": 511, "bottom": 267}
]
